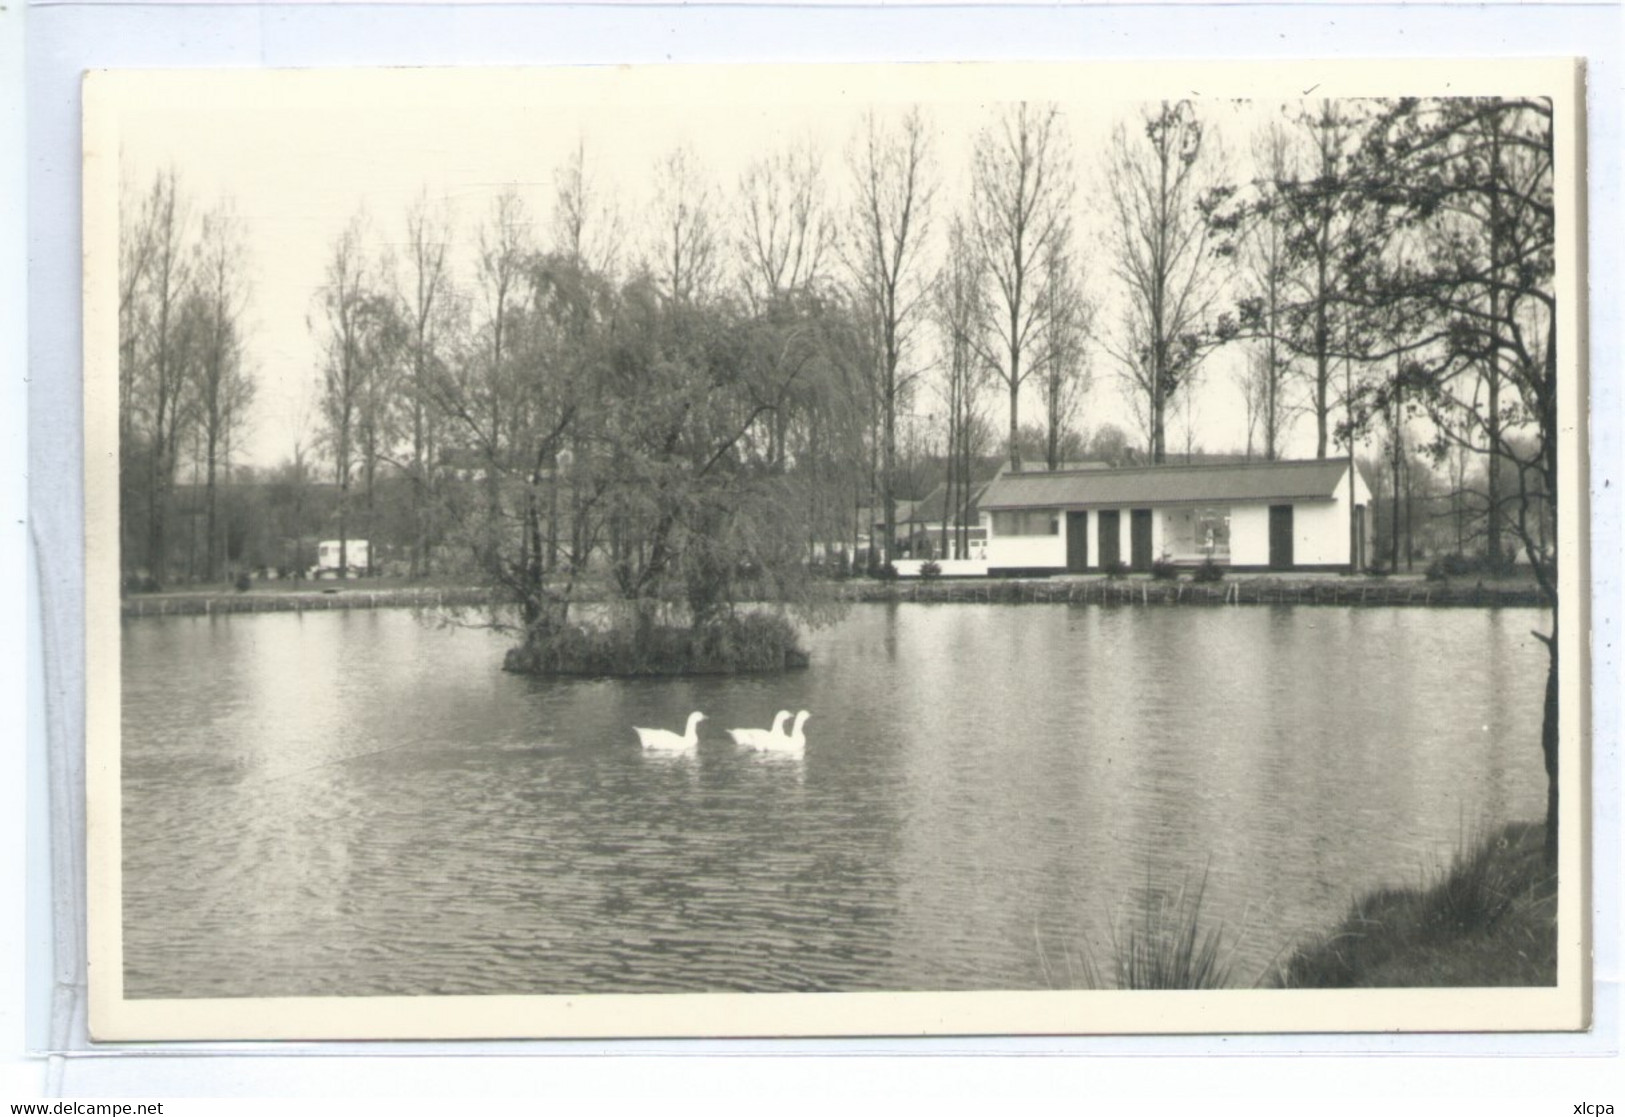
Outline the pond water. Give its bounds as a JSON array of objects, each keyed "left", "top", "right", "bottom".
[{"left": 121, "top": 602, "right": 1549, "bottom": 997}]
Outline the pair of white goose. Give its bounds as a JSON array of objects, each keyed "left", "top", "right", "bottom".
[
  {"left": 726, "top": 709, "right": 810, "bottom": 753},
  {"left": 633, "top": 709, "right": 810, "bottom": 754}
]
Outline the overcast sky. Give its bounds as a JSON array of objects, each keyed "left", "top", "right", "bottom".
[{"left": 95, "top": 63, "right": 1537, "bottom": 471}]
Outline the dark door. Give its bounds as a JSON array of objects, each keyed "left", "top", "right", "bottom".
[
  {"left": 1065, "top": 512, "right": 1089, "bottom": 572},
  {"left": 1098, "top": 510, "right": 1120, "bottom": 568},
  {"left": 1130, "top": 509, "right": 1154, "bottom": 571},
  {"left": 1354, "top": 504, "right": 1366, "bottom": 572},
  {"left": 1269, "top": 504, "right": 1295, "bottom": 570}
]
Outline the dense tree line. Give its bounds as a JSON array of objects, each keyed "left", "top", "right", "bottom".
[{"left": 121, "top": 100, "right": 1557, "bottom": 601}]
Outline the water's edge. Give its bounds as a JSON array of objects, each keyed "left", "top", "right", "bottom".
[{"left": 121, "top": 575, "right": 1548, "bottom": 617}]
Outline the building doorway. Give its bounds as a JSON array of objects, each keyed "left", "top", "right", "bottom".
[
  {"left": 1269, "top": 504, "right": 1295, "bottom": 570},
  {"left": 1099, "top": 510, "right": 1120, "bottom": 568},
  {"left": 1130, "top": 509, "right": 1153, "bottom": 572},
  {"left": 1066, "top": 512, "right": 1089, "bottom": 572}
]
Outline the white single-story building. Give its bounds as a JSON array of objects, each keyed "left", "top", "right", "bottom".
[
  {"left": 314, "top": 538, "right": 370, "bottom": 577},
  {"left": 979, "top": 459, "right": 1374, "bottom": 576}
]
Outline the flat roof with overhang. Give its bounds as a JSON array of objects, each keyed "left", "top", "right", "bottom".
[{"left": 979, "top": 459, "right": 1351, "bottom": 512}]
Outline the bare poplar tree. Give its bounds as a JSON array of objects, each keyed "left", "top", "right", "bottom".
[
  {"left": 1104, "top": 101, "right": 1232, "bottom": 463},
  {"left": 118, "top": 178, "right": 158, "bottom": 583},
  {"left": 135, "top": 170, "right": 193, "bottom": 585},
  {"left": 314, "top": 213, "right": 374, "bottom": 579},
  {"left": 737, "top": 140, "right": 835, "bottom": 310},
  {"left": 553, "top": 138, "right": 622, "bottom": 277},
  {"left": 932, "top": 217, "right": 989, "bottom": 558},
  {"left": 969, "top": 102, "right": 1075, "bottom": 471},
  {"left": 353, "top": 258, "right": 404, "bottom": 577},
  {"left": 1035, "top": 233, "right": 1093, "bottom": 471},
  {"left": 735, "top": 139, "right": 838, "bottom": 467},
  {"left": 189, "top": 201, "right": 255, "bottom": 582},
  {"left": 399, "top": 192, "right": 455, "bottom": 577},
  {"left": 464, "top": 191, "right": 532, "bottom": 564},
  {"left": 1235, "top": 119, "right": 1298, "bottom": 460},
  {"left": 650, "top": 145, "right": 720, "bottom": 305},
  {"left": 1280, "top": 100, "right": 1359, "bottom": 460},
  {"left": 845, "top": 107, "right": 934, "bottom": 565}
]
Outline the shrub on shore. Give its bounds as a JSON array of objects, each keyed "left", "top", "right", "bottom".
[
  {"left": 1033, "top": 823, "right": 1556, "bottom": 992},
  {"left": 503, "top": 612, "right": 810, "bottom": 677},
  {"left": 1425, "top": 551, "right": 1519, "bottom": 582},
  {"left": 1192, "top": 557, "right": 1225, "bottom": 583},
  {"left": 1276, "top": 821, "right": 1556, "bottom": 988}
]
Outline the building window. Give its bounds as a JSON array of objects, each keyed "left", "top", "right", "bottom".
[
  {"left": 1162, "top": 506, "right": 1231, "bottom": 559},
  {"left": 992, "top": 510, "right": 1060, "bottom": 537},
  {"left": 1194, "top": 507, "right": 1231, "bottom": 558}
]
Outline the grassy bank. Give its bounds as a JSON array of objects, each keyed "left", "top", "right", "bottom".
[
  {"left": 124, "top": 572, "right": 1548, "bottom": 616},
  {"left": 1277, "top": 821, "right": 1557, "bottom": 987},
  {"left": 120, "top": 582, "right": 496, "bottom": 617},
  {"left": 846, "top": 574, "right": 1548, "bottom": 609}
]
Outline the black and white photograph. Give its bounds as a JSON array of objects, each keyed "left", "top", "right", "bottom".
[{"left": 82, "top": 60, "right": 1587, "bottom": 1040}]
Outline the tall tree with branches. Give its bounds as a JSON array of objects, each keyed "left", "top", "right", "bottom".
[
  {"left": 132, "top": 170, "right": 194, "bottom": 585},
  {"left": 1352, "top": 95, "right": 1559, "bottom": 860},
  {"left": 1104, "top": 101, "right": 1234, "bottom": 463},
  {"left": 1035, "top": 233, "right": 1093, "bottom": 471},
  {"left": 932, "top": 217, "right": 991, "bottom": 558},
  {"left": 650, "top": 146, "right": 721, "bottom": 306},
  {"left": 118, "top": 177, "right": 160, "bottom": 583},
  {"left": 1276, "top": 101, "right": 1363, "bottom": 460},
  {"left": 553, "top": 138, "right": 623, "bottom": 279},
  {"left": 188, "top": 201, "right": 255, "bottom": 582},
  {"left": 396, "top": 192, "right": 456, "bottom": 577},
  {"left": 846, "top": 107, "right": 935, "bottom": 565},
  {"left": 736, "top": 140, "right": 838, "bottom": 468},
  {"left": 970, "top": 102, "right": 1076, "bottom": 472},
  {"left": 737, "top": 140, "right": 836, "bottom": 311},
  {"left": 1232, "top": 119, "right": 1300, "bottom": 460},
  {"left": 313, "top": 213, "right": 384, "bottom": 579}
]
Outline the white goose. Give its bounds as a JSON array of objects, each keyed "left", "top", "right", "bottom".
[
  {"left": 634, "top": 711, "right": 706, "bottom": 753},
  {"left": 726, "top": 710, "right": 792, "bottom": 750},
  {"left": 757, "top": 709, "right": 810, "bottom": 754}
]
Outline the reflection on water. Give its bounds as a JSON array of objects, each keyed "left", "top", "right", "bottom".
[{"left": 122, "top": 603, "right": 1547, "bottom": 997}]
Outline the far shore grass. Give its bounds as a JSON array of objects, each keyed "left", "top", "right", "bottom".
[
  {"left": 1275, "top": 821, "right": 1557, "bottom": 988},
  {"left": 121, "top": 568, "right": 1547, "bottom": 616}
]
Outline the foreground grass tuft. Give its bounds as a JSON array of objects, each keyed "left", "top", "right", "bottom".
[
  {"left": 1276, "top": 821, "right": 1556, "bottom": 988},
  {"left": 1110, "top": 872, "right": 1235, "bottom": 990},
  {"left": 1037, "top": 870, "right": 1238, "bottom": 991}
]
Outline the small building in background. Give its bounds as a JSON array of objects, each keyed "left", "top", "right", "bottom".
[
  {"left": 979, "top": 459, "right": 1373, "bottom": 576},
  {"left": 314, "top": 539, "right": 370, "bottom": 578}
]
